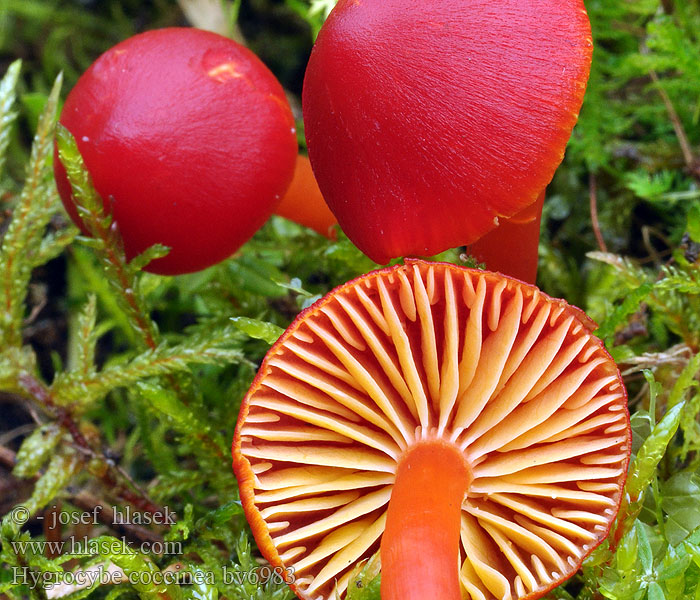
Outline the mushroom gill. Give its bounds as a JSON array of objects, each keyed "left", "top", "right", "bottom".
[{"left": 232, "top": 259, "right": 631, "bottom": 600}]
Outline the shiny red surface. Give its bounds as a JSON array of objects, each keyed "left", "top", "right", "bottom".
[
  {"left": 55, "top": 28, "right": 297, "bottom": 275},
  {"left": 303, "top": 0, "right": 592, "bottom": 264}
]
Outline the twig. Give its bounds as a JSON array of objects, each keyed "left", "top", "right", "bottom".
[
  {"left": 18, "top": 373, "right": 91, "bottom": 448},
  {"left": 648, "top": 68, "right": 698, "bottom": 178},
  {"left": 100, "top": 230, "right": 159, "bottom": 351},
  {"left": 44, "top": 502, "right": 62, "bottom": 558},
  {"left": 637, "top": 248, "right": 673, "bottom": 265},
  {"left": 0, "top": 423, "right": 36, "bottom": 446},
  {"left": 642, "top": 226, "right": 664, "bottom": 267},
  {"left": 0, "top": 443, "right": 17, "bottom": 468},
  {"left": 16, "top": 374, "right": 167, "bottom": 517},
  {"left": 589, "top": 173, "right": 608, "bottom": 253},
  {"left": 23, "top": 287, "right": 47, "bottom": 326},
  {"left": 621, "top": 343, "right": 693, "bottom": 376}
]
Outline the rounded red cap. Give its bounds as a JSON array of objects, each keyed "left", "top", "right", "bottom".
[
  {"left": 303, "top": 0, "right": 592, "bottom": 264},
  {"left": 55, "top": 27, "right": 298, "bottom": 275}
]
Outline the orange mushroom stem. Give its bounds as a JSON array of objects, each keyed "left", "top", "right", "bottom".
[
  {"left": 381, "top": 439, "right": 472, "bottom": 600},
  {"left": 274, "top": 154, "right": 338, "bottom": 239},
  {"left": 468, "top": 191, "right": 545, "bottom": 284}
]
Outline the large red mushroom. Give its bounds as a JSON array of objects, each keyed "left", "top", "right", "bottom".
[
  {"left": 302, "top": 0, "right": 592, "bottom": 280},
  {"left": 55, "top": 28, "right": 298, "bottom": 275},
  {"left": 233, "top": 260, "right": 630, "bottom": 600}
]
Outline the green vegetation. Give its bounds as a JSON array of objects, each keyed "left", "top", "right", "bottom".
[{"left": 1, "top": 1, "right": 700, "bottom": 599}]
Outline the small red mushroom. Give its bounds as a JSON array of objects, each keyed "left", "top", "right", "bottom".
[
  {"left": 233, "top": 260, "right": 630, "bottom": 600},
  {"left": 302, "top": 0, "right": 592, "bottom": 274},
  {"left": 54, "top": 27, "right": 298, "bottom": 275},
  {"left": 275, "top": 155, "right": 338, "bottom": 239}
]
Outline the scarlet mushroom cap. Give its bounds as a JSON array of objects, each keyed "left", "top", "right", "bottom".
[
  {"left": 232, "top": 260, "right": 631, "bottom": 600},
  {"left": 302, "top": 0, "right": 593, "bottom": 265},
  {"left": 275, "top": 155, "right": 338, "bottom": 239},
  {"left": 54, "top": 27, "right": 298, "bottom": 275}
]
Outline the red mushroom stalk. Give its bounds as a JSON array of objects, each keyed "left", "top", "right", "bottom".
[
  {"left": 233, "top": 260, "right": 630, "bottom": 600},
  {"left": 468, "top": 192, "right": 546, "bottom": 284},
  {"left": 302, "top": 0, "right": 592, "bottom": 282}
]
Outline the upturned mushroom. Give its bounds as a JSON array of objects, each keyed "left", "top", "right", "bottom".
[
  {"left": 232, "top": 260, "right": 630, "bottom": 600},
  {"left": 302, "top": 0, "right": 592, "bottom": 272}
]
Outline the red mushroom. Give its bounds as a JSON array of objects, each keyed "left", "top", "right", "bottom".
[
  {"left": 54, "top": 27, "right": 298, "bottom": 275},
  {"left": 302, "top": 0, "right": 592, "bottom": 275},
  {"left": 233, "top": 260, "right": 630, "bottom": 600}
]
